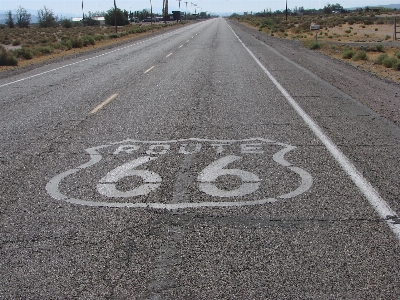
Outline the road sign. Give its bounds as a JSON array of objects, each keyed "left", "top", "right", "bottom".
[{"left": 46, "top": 138, "right": 312, "bottom": 209}]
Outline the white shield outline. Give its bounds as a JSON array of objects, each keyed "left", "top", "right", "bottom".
[{"left": 46, "top": 138, "right": 312, "bottom": 209}]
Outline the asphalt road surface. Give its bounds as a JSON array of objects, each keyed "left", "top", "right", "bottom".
[{"left": 1, "top": 18, "right": 400, "bottom": 299}]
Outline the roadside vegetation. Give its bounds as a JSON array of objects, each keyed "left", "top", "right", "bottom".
[
  {"left": 231, "top": 5, "right": 400, "bottom": 81},
  {"left": 0, "top": 23, "right": 180, "bottom": 66},
  {"left": 0, "top": 5, "right": 201, "bottom": 66}
]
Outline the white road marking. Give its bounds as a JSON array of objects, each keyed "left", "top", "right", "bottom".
[
  {"left": 179, "top": 45, "right": 183, "bottom": 48},
  {"left": 144, "top": 66, "right": 155, "bottom": 73},
  {"left": 46, "top": 138, "right": 312, "bottom": 209},
  {"left": 0, "top": 21, "right": 205, "bottom": 88},
  {"left": 228, "top": 24, "right": 400, "bottom": 241},
  {"left": 90, "top": 93, "right": 118, "bottom": 114},
  {"left": 166, "top": 52, "right": 173, "bottom": 57}
]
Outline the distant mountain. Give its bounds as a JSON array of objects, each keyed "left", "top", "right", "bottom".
[
  {"left": 347, "top": 3, "right": 400, "bottom": 10},
  {"left": 382, "top": 4, "right": 400, "bottom": 9}
]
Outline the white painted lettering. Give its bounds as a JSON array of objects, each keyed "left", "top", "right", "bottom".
[
  {"left": 210, "top": 143, "right": 231, "bottom": 154},
  {"left": 113, "top": 145, "right": 140, "bottom": 155},
  {"left": 146, "top": 144, "right": 170, "bottom": 155},
  {"left": 179, "top": 143, "right": 202, "bottom": 155},
  {"left": 241, "top": 143, "right": 264, "bottom": 154}
]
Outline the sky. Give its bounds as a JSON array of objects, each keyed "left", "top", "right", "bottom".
[{"left": 0, "top": 0, "right": 396, "bottom": 15}]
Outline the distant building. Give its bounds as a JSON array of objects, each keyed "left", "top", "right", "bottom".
[
  {"left": 93, "top": 16, "right": 105, "bottom": 25},
  {"left": 72, "top": 16, "right": 105, "bottom": 26}
]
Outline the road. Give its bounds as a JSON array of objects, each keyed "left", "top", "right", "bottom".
[{"left": 1, "top": 18, "right": 400, "bottom": 298}]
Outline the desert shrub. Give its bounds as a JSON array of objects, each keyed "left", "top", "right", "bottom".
[
  {"left": 376, "top": 53, "right": 388, "bottom": 64},
  {"left": 382, "top": 56, "right": 397, "bottom": 68},
  {"left": 14, "top": 47, "right": 33, "bottom": 59},
  {"left": 12, "top": 40, "right": 21, "bottom": 46},
  {"left": 342, "top": 49, "right": 355, "bottom": 59},
  {"left": 82, "top": 35, "right": 95, "bottom": 46},
  {"left": 0, "top": 46, "right": 18, "bottom": 66},
  {"left": 39, "top": 37, "right": 49, "bottom": 44},
  {"left": 375, "top": 28, "right": 378, "bottom": 31},
  {"left": 71, "top": 38, "right": 83, "bottom": 48},
  {"left": 395, "top": 50, "right": 400, "bottom": 59},
  {"left": 376, "top": 44, "right": 384, "bottom": 52},
  {"left": 393, "top": 61, "right": 400, "bottom": 70},
  {"left": 61, "top": 40, "right": 72, "bottom": 50},
  {"left": 94, "top": 34, "right": 106, "bottom": 41},
  {"left": 352, "top": 50, "right": 367, "bottom": 61},
  {"left": 36, "top": 46, "right": 54, "bottom": 54},
  {"left": 109, "top": 33, "right": 119, "bottom": 39},
  {"left": 345, "top": 29, "right": 351, "bottom": 33},
  {"left": 309, "top": 41, "right": 321, "bottom": 50},
  {"left": 385, "top": 35, "right": 391, "bottom": 40},
  {"left": 52, "top": 42, "right": 67, "bottom": 50},
  {"left": 60, "top": 19, "right": 73, "bottom": 28}
]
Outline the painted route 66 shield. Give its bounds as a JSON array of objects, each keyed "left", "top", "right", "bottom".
[{"left": 46, "top": 138, "right": 312, "bottom": 209}]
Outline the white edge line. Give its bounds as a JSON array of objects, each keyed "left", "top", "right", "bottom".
[
  {"left": 0, "top": 22, "right": 205, "bottom": 88},
  {"left": 227, "top": 24, "right": 400, "bottom": 240}
]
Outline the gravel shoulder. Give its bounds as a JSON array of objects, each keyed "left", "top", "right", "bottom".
[{"left": 230, "top": 20, "right": 400, "bottom": 126}]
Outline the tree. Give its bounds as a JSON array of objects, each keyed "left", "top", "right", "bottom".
[
  {"left": 60, "top": 18, "right": 73, "bottom": 28},
  {"left": 104, "top": 7, "right": 130, "bottom": 26},
  {"left": 5, "top": 11, "right": 15, "bottom": 28},
  {"left": 82, "top": 11, "right": 100, "bottom": 26},
  {"left": 323, "top": 3, "right": 345, "bottom": 14},
  {"left": 37, "top": 6, "right": 58, "bottom": 27},
  {"left": 16, "top": 6, "right": 31, "bottom": 28},
  {"left": 323, "top": 4, "right": 333, "bottom": 14},
  {"left": 138, "top": 9, "right": 150, "bottom": 21}
]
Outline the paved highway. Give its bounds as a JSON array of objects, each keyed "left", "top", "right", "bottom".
[{"left": 1, "top": 18, "right": 400, "bottom": 298}]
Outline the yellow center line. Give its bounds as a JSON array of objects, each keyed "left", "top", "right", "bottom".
[
  {"left": 144, "top": 66, "right": 155, "bottom": 74},
  {"left": 166, "top": 52, "right": 173, "bottom": 57},
  {"left": 90, "top": 93, "right": 119, "bottom": 114}
]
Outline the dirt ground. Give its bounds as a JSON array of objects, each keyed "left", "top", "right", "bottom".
[
  {"left": 242, "top": 18, "right": 400, "bottom": 83},
  {"left": 313, "top": 22, "right": 400, "bottom": 83}
]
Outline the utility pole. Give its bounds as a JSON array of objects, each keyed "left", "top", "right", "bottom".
[
  {"left": 114, "top": 0, "right": 117, "bottom": 33},
  {"left": 185, "top": 2, "right": 188, "bottom": 20},
  {"left": 163, "top": 0, "right": 169, "bottom": 22},
  {"left": 285, "top": 0, "right": 288, "bottom": 21}
]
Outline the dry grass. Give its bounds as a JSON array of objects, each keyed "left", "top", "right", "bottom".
[
  {"left": 0, "top": 21, "right": 184, "bottom": 71},
  {"left": 240, "top": 13, "right": 400, "bottom": 83}
]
